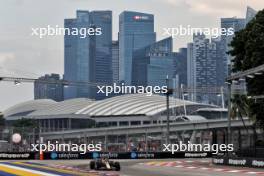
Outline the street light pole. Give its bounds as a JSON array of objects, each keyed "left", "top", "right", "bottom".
[
  {"left": 227, "top": 82, "right": 232, "bottom": 154},
  {"left": 221, "top": 86, "right": 225, "bottom": 109},
  {"left": 166, "top": 76, "right": 170, "bottom": 145}
]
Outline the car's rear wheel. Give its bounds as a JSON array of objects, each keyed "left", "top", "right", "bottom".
[
  {"left": 95, "top": 163, "right": 101, "bottom": 170},
  {"left": 114, "top": 162, "right": 121, "bottom": 171},
  {"left": 90, "top": 161, "right": 95, "bottom": 170}
]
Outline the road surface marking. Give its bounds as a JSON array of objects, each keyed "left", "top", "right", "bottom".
[
  {"left": 141, "top": 161, "right": 264, "bottom": 175},
  {"left": 0, "top": 163, "right": 59, "bottom": 176},
  {"left": 21, "top": 162, "right": 99, "bottom": 176}
]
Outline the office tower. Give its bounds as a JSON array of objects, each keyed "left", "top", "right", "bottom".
[
  {"left": 132, "top": 37, "right": 175, "bottom": 87},
  {"left": 90, "top": 10, "right": 113, "bottom": 100},
  {"left": 34, "top": 74, "right": 64, "bottom": 102},
  {"left": 187, "top": 42, "right": 195, "bottom": 101},
  {"left": 119, "top": 11, "right": 156, "bottom": 85},
  {"left": 90, "top": 11, "right": 113, "bottom": 84},
  {"left": 245, "top": 6, "right": 257, "bottom": 25},
  {"left": 173, "top": 48, "right": 187, "bottom": 87},
  {"left": 112, "top": 40, "right": 119, "bottom": 83},
  {"left": 64, "top": 10, "right": 112, "bottom": 100},
  {"left": 213, "top": 38, "right": 226, "bottom": 87},
  {"left": 64, "top": 11, "right": 93, "bottom": 99},
  {"left": 187, "top": 34, "right": 217, "bottom": 103},
  {"left": 220, "top": 7, "right": 257, "bottom": 95},
  {"left": 221, "top": 17, "right": 245, "bottom": 70}
]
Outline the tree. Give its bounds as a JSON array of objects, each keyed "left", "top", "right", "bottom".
[
  {"left": 229, "top": 9, "right": 264, "bottom": 128},
  {"left": 0, "top": 113, "right": 5, "bottom": 127},
  {"left": 230, "top": 95, "right": 250, "bottom": 132},
  {"left": 0, "top": 113, "right": 5, "bottom": 140},
  {"left": 230, "top": 95, "right": 250, "bottom": 119},
  {"left": 12, "top": 118, "right": 38, "bottom": 135}
]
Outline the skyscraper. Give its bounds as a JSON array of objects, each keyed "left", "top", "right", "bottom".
[
  {"left": 64, "top": 10, "right": 112, "bottom": 100},
  {"left": 90, "top": 11, "right": 113, "bottom": 100},
  {"left": 187, "top": 34, "right": 217, "bottom": 103},
  {"left": 173, "top": 48, "right": 187, "bottom": 88},
  {"left": 34, "top": 74, "right": 64, "bottom": 102},
  {"left": 220, "top": 7, "right": 257, "bottom": 96},
  {"left": 64, "top": 11, "right": 93, "bottom": 99},
  {"left": 213, "top": 37, "right": 226, "bottom": 87},
  {"left": 221, "top": 17, "right": 245, "bottom": 71},
  {"left": 112, "top": 40, "right": 119, "bottom": 83},
  {"left": 90, "top": 11, "right": 113, "bottom": 85},
  {"left": 245, "top": 6, "right": 257, "bottom": 25},
  {"left": 132, "top": 37, "right": 175, "bottom": 87},
  {"left": 119, "top": 11, "right": 156, "bottom": 85}
]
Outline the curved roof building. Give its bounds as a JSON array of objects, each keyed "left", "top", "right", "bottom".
[
  {"left": 4, "top": 94, "right": 215, "bottom": 119},
  {"left": 4, "top": 99, "right": 56, "bottom": 117},
  {"left": 3, "top": 94, "right": 220, "bottom": 131}
]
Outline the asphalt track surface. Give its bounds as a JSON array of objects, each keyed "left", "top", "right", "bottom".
[{"left": 0, "top": 159, "right": 263, "bottom": 176}]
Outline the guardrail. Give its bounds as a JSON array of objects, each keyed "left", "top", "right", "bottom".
[{"left": 41, "top": 119, "right": 252, "bottom": 140}]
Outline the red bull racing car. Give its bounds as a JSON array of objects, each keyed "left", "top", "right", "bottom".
[{"left": 90, "top": 157, "right": 121, "bottom": 171}]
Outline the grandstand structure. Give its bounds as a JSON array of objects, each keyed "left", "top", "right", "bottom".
[
  {"left": 3, "top": 94, "right": 256, "bottom": 152},
  {"left": 3, "top": 94, "right": 223, "bottom": 132}
]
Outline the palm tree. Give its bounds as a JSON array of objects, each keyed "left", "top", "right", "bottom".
[
  {"left": 231, "top": 94, "right": 262, "bottom": 153},
  {"left": 231, "top": 94, "right": 250, "bottom": 120}
]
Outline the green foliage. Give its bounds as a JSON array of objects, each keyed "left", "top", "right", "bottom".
[
  {"left": 13, "top": 118, "right": 38, "bottom": 134},
  {"left": 229, "top": 9, "right": 264, "bottom": 127},
  {"left": 230, "top": 95, "right": 250, "bottom": 119},
  {"left": 230, "top": 9, "right": 264, "bottom": 72},
  {"left": 13, "top": 118, "right": 37, "bottom": 128},
  {"left": 0, "top": 113, "right": 5, "bottom": 127}
]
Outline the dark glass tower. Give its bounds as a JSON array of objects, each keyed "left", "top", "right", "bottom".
[
  {"left": 119, "top": 11, "right": 156, "bottom": 85},
  {"left": 64, "top": 10, "right": 112, "bottom": 100},
  {"left": 34, "top": 74, "right": 64, "bottom": 102},
  {"left": 132, "top": 37, "right": 175, "bottom": 87}
]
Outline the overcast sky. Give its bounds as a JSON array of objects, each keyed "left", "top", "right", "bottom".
[{"left": 0, "top": 0, "right": 263, "bottom": 111}]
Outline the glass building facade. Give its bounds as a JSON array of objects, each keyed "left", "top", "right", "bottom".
[
  {"left": 173, "top": 48, "right": 187, "bottom": 88},
  {"left": 187, "top": 34, "right": 217, "bottom": 103},
  {"left": 221, "top": 17, "right": 245, "bottom": 71},
  {"left": 132, "top": 37, "right": 176, "bottom": 87},
  {"left": 34, "top": 74, "right": 64, "bottom": 102},
  {"left": 90, "top": 11, "right": 113, "bottom": 100},
  {"left": 112, "top": 40, "right": 119, "bottom": 83},
  {"left": 119, "top": 11, "right": 156, "bottom": 85},
  {"left": 64, "top": 10, "right": 112, "bottom": 100},
  {"left": 245, "top": 6, "right": 257, "bottom": 25}
]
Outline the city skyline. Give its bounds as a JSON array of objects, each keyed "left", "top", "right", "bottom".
[{"left": 0, "top": 0, "right": 263, "bottom": 110}]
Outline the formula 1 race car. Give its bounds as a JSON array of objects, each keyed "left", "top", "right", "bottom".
[{"left": 90, "top": 157, "right": 121, "bottom": 171}]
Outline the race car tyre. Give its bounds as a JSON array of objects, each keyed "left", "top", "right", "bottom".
[
  {"left": 114, "top": 162, "right": 121, "bottom": 171},
  {"left": 95, "top": 163, "right": 101, "bottom": 170},
  {"left": 90, "top": 161, "right": 95, "bottom": 170}
]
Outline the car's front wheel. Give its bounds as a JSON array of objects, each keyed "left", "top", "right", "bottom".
[
  {"left": 114, "top": 162, "right": 121, "bottom": 171},
  {"left": 90, "top": 161, "right": 95, "bottom": 170}
]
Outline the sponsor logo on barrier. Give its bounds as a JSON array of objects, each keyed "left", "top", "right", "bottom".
[
  {"left": 131, "top": 152, "right": 137, "bottom": 159},
  {"left": 93, "top": 152, "right": 99, "bottom": 159},
  {"left": 228, "top": 159, "right": 247, "bottom": 166},
  {"left": 213, "top": 157, "right": 264, "bottom": 168},
  {"left": 213, "top": 158, "right": 224, "bottom": 164},
  {"left": 100, "top": 153, "right": 118, "bottom": 158},
  {"left": 92, "top": 152, "right": 119, "bottom": 159},
  {"left": 185, "top": 153, "right": 207, "bottom": 157},
  {"left": 137, "top": 153, "right": 155, "bottom": 159},
  {"left": 57, "top": 153, "right": 79, "bottom": 159},
  {"left": 49, "top": 152, "right": 79, "bottom": 159},
  {"left": 0, "top": 153, "right": 31, "bottom": 159},
  {"left": 51, "top": 152, "right": 58, "bottom": 159},
  {"left": 252, "top": 160, "right": 264, "bottom": 167}
]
